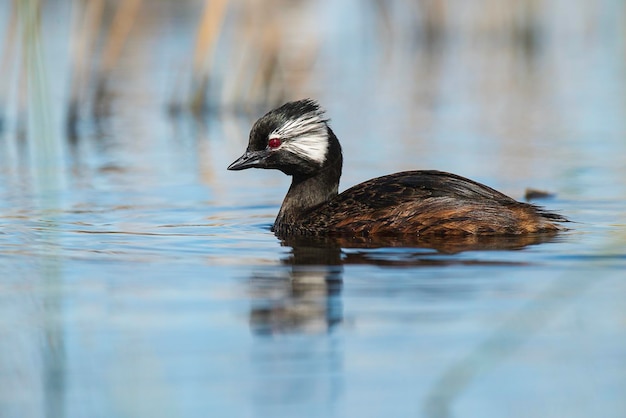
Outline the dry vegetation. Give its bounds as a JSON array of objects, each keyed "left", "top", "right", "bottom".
[{"left": 0, "top": 0, "right": 606, "bottom": 141}]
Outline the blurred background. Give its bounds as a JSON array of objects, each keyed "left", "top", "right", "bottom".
[
  {"left": 2, "top": 0, "right": 625, "bottom": 199},
  {"left": 1, "top": 0, "right": 625, "bottom": 417}
]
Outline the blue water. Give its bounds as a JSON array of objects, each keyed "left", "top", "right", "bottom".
[{"left": 1, "top": 1, "right": 626, "bottom": 417}]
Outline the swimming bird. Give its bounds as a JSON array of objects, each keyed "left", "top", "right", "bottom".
[{"left": 228, "top": 99, "right": 567, "bottom": 238}]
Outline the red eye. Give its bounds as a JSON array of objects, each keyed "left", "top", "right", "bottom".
[{"left": 268, "top": 137, "right": 281, "bottom": 149}]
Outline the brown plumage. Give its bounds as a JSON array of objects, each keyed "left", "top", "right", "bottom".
[
  {"left": 228, "top": 99, "right": 567, "bottom": 239},
  {"left": 285, "top": 170, "right": 564, "bottom": 236}
]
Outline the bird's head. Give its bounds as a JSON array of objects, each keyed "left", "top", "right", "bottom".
[{"left": 228, "top": 99, "right": 337, "bottom": 176}]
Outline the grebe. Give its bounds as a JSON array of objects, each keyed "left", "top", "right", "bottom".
[{"left": 228, "top": 99, "right": 567, "bottom": 237}]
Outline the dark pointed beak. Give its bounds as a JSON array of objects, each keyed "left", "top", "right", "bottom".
[{"left": 227, "top": 150, "right": 267, "bottom": 171}]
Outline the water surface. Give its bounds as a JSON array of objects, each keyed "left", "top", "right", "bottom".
[{"left": 1, "top": 1, "right": 625, "bottom": 417}]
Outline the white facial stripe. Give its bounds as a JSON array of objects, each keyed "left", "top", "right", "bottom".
[
  {"left": 271, "top": 112, "right": 329, "bottom": 164},
  {"left": 281, "top": 132, "right": 328, "bottom": 164}
]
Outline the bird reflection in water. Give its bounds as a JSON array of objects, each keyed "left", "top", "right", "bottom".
[
  {"left": 248, "top": 239, "right": 343, "bottom": 335},
  {"left": 248, "top": 231, "right": 560, "bottom": 335}
]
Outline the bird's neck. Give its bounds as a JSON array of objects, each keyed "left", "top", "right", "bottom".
[{"left": 275, "top": 130, "right": 342, "bottom": 229}]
